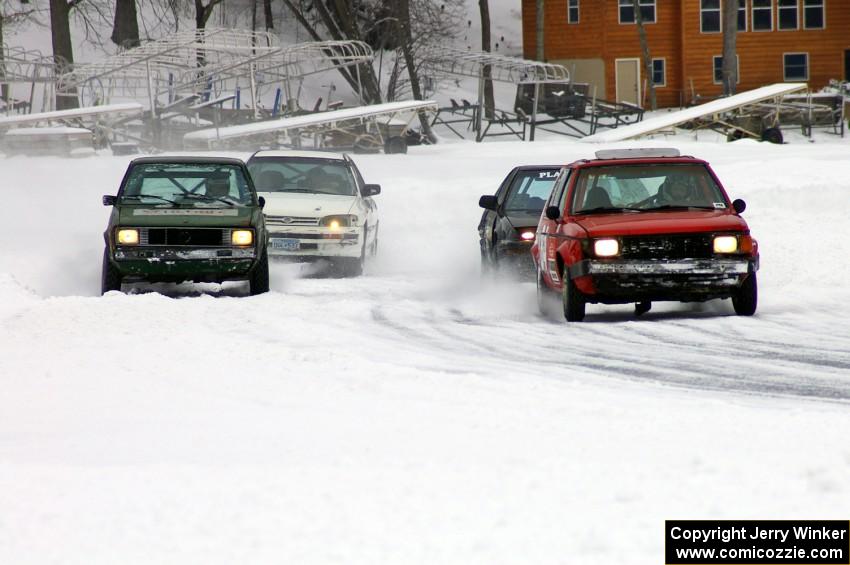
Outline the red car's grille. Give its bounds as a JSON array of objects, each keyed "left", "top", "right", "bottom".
[{"left": 620, "top": 234, "right": 713, "bottom": 259}]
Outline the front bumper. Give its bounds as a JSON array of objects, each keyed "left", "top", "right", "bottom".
[
  {"left": 267, "top": 227, "right": 362, "bottom": 259},
  {"left": 113, "top": 246, "right": 257, "bottom": 282},
  {"left": 493, "top": 241, "right": 535, "bottom": 274},
  {"left": 568, "top": 257, "right": 758, "bottom": 303}
]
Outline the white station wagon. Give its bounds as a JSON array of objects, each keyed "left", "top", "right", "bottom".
[{"left": 247, "top": 150, "right": 380, "bottom": 276}]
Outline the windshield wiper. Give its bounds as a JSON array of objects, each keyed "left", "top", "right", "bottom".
[
  {"left": 122, "top": 194, "right": 178, "bottom": 206},
  {"left": 578, "top": 206, "right": 643, "bottom": 214},
  {"left": 176, "top": 193, "right": 235, "bottom": 206},
  {"left": 648, "top": 204, "right": 717, "bottom": 211}
]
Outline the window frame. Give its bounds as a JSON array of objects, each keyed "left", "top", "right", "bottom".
[
  {"left": 752, "top": 0, "right": 774, "bottom": 32},
  {"left": 700, "top": 0, "right": 722, "bottom": 33},
  {"left": 652, "top": 58, "right": 667, "bottom": 87},
  {"left": 567, "top": 0, "right": 580, "bottom": 23},
  {"left": 618, "top": 0, "right": 656, "bottom": 24},
  {"left": 783, "top": 52, "right": 809, "bottom": 81},
  {"left": 777, "top": 0, "right": 799, "bottom": 30},
  {"left": 803, "top": 0, "right": 825, "bottom": 29},
  {"left": 713, "top": 54, "right": 741, "bottom": 85}
]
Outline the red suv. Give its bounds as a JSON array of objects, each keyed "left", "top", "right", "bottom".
[{"left": 532, "top": 149, "right": 759, "bottom": 321}]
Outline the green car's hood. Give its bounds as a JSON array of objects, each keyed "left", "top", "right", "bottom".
[{"left": 117, "top": 204, "right": 257, "bottom": 227}]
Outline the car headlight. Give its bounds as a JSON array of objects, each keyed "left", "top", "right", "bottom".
[
  {"left": 713, "top": 235, "right": 738, "bottom": 253},
  {"left": 518, "top": 229, "right": 535, "bottom": 241},
  {"left": 321, "top": 214, "right": 358, "bottom": 231},
  {"left": 594, "top": 238, "right": 620, "bottom": 257},
  {"left": 231, "top": 229, "right": 254, "bottom": 246},
  {"left": 117, "top": 228, "right": 139, "bottom": 245}
]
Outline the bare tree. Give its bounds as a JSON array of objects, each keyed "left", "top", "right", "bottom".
[
  {"left": 1, "top": 2, "right": 36, "bottom": 103},
  {"left": 49, "top": 0, "right": 79, "bottom": 109},
  {"left": 393, "top": 0, "right": 434, "bottom": 141},
  {"left": 633, "top": 0, "right": 655, "bottom": 110},
  {"left": 194, "top": 0, "right": 223, "bottom": 31},
  {"left": 535, "top": 0, "right": 543, "bottom": 61},
  {"left": 478, "top": 0, "right": 494, "bottom": 119},
  {"left": 722, "top": 0, "right": 738, "bottom": 95},
  {"left": 111, "top": 0, "right": 140, "bottom": 48}
]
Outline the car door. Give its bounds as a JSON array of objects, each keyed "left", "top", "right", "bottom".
[
  {"left": 537, "top": 168, "right": 571, "bottom": 285},
  {"left": 347, "top": 158, "right": 377, "bottom": 244},
  {"left": 479, "top": 168, "right": 517, "bottom": 253}
]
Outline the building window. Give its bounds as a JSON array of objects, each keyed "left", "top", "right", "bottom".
[
  {"left": 752, "top": 0, "right": 773, "bottom": 31},
  {"left": 619, "top": 0, "right": 656, "bottom": 24},
  {"left": 713, "top": 55, "right": 741, "bottom": 84},
  {"left": 803, "top": 0, "right": 825, "bottom": 29},
  {"left": 784, "top": 53, "right": 809, "bottom": 80},
  {"left": 778, "top": 0, "right": 798, "bottom": 29},
  {"left": 701, "top": 0, "right": 721, "bottom": 32},
  {"left": 567, "top": 0, "right": 579, "bottom": 23},
  {"left": 652, "top": 58, "right": 666, "bottom": 86},
  {"left": 738, "top": 0, "right": 748, "bottom": 31}
]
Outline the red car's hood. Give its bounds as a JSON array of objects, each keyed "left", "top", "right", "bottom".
[{"left": 575, "top": 210, "right": 749, "bottom": 237}]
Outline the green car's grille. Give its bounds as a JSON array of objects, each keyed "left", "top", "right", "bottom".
[{"left": 140, "top": 228, "right": 229, "bottom": 246}]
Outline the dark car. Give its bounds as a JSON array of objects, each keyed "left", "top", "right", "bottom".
[
  {"left": 533, "top": 148, "right": 759, "bottom": 321},
  {"left": 101, "top": 156, "right": 269, "bottom": 295},
  {"left": 478, "top": 166, "right": 560, "bottom": 274}
]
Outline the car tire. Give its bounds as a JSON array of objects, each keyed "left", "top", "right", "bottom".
[
  {"left": 338, "top": 227, "right": 367, "bottom": 277},
  {"left": 732, "top": 272, "right": 757, "bottom": 316},
  {"left": 561, "top": 265, "right": 586, "bottom": 322},
  {"left": 249, "top": 251, "right": 270, "bottom": 295},
  {"left": 101, "top": 248, "right": 123, "bottom": 294},
  {"left": 536, "top": 268, "right": 557, "bottom": 317}
]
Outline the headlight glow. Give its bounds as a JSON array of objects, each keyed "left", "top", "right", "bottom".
[
  {"left": 520, "top": 230, "right": 535, "bottom": 241},
  {"left": 713, "top": 235, "right": 738, "bottom": 253},
  {"left": 321, "top": 215, "right": 358, "bottom": 230},
  {"left": 231, "top": 229, "right": 254, "bottom": 246},
  {"left": 117, "top": 228, "right": 139, "bottom": 245},
  {"left": 594, "top": 238, "right": 620, "bottom": 257}
]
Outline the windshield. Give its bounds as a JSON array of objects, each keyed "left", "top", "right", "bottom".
[
  {"left": 248, "top": 157, "right": 357, "bottom": 196},
  {"left": 571, "top": 164, "right": 728, "bottom": 213},
  {"left": 120, "top": 163, "right": 253, "bottom": 206},
  {"left": 504, "top": 169, "right": 558, "bottom": 214}
]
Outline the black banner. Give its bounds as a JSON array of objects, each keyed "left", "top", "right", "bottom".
[{"left": 666, "top": 520, "right": 850, "bottom": 564}]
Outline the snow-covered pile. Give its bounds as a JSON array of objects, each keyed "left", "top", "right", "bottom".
[{"left": 1, "top": 134, "right": 850, "bottom": 564}]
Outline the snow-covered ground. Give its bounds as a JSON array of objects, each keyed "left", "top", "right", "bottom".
[{"left": 1, "top": 134, "right": 850, "bottom": 564}]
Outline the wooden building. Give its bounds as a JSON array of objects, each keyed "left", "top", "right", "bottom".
[{"left": 521, "top": 0, "right": 850, "bottom": 108}]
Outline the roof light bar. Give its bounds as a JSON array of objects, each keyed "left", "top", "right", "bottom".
[{"left": 594, "top": 148, "right": 681, "bottom": 160}]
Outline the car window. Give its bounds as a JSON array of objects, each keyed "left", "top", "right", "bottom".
[
  {"left": 248, "top": 157, "right": 357, "bottom": 196},
  {"left": 571, "top": 164, "right": 727, "bottom": 213},
  {"left": 503, "top": 169, "right": 558, "bottom": 213},
  {"left": 121, "top": 163, "right": 253, "bottom": 205}
]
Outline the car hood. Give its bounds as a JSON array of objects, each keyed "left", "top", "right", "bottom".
[
  {"left": 259, "top": 192, "right": 356, "bottom": 217},
  {"left": 505, "top": 212, "right": 543, "bottom": 230},
  {"left": 118, "top": 204, "right": 256, "bottom": 227},
  {"left": 575, "top": 210, "right": 749, "bottom": 238}
]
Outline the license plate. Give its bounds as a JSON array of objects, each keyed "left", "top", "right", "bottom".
[{"left": 270, "top": 238, "right": 300, "bottom": 251}]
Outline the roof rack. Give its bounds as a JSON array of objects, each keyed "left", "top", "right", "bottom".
[{"left": 594, "top": 148, "right": 681, "bottom": 160}]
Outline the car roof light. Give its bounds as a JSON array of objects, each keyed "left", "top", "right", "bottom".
[{"left": 594, "top": 148, "right": 681, "bottom": 160}]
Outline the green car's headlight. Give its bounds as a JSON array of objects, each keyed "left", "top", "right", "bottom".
[
  {"left": 321, "top": 215, "right": 358, "bottom": 231},
  {"left": 713, "top": 235, "right": 738, "bottom": 254},
  {"left": 231, "top": 229, "right": 254, "bottom": 246},
  {"left": 117, "top": 228, "right": 139, "bottom": 245}
]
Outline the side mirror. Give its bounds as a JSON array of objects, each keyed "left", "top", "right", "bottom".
[
  {"left": 363, "top": 183, "right": 381, "bottom": 196},
  {"left": 479, "top": 195, "right": 498, "bottom": 211},
  {"left": 258, "top": 196, "right": 266, "bottom": 209},
  {"left": 103, "top": 195, "right": 117, "bottom": 206},
  {"left": 545, "top": 206, "right": 561, "bottom": 220},
  {"left": 732, "top": 198, "right": 746, "bottom": 214}
]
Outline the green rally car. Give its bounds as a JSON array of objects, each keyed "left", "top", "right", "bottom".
[{"left": 101, "top": 156, "right": 269, "bottom": 295}]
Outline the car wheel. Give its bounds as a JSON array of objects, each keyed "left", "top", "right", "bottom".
[
  {"left": 732, "top": 272, "right": 757, "bottom": 316},
  {"left": 249, "top": 251, "right": 270, "bottom": 295},
  {"left": 561, "top": 265, "right": 586, "bottom": 322},
  {"left": 101, "top": 248, "right": 123, "bottom": 294},
  {"left": 536, "top": 268, "right": 557, "bottom": 317},
  {"left": 337, "top": 227, "right": 367, "bottom": 277}
]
